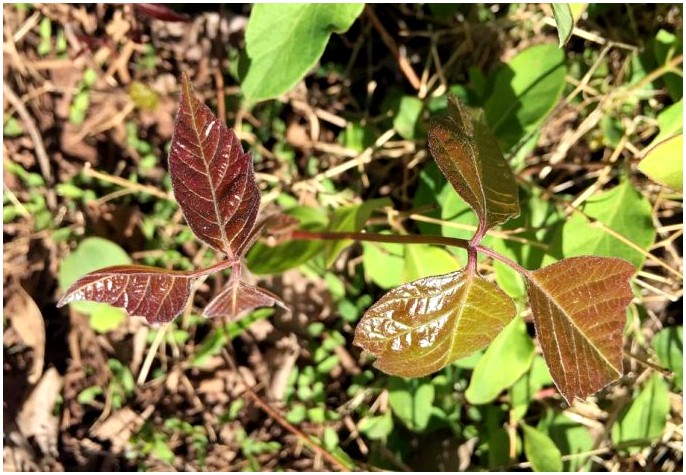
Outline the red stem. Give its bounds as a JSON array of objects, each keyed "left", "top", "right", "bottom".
[{"left": 191, "top": 258, "right": 239, "bottom": 278}]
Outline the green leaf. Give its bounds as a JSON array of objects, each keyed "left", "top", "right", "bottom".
[
  {"left": 393, "top": 95, "right": 424, "bottom": 140},
  {"left": 3, "top": 116, "right": 23, "bottom": 137},
  {"left": 548, "top": 180, "right": 656, "bottom": 268},
  {"left": 465, "top": 316, "right": 534, "bottom": 404},
  {"left": 522, "top": 424, "right": 563, "bottom": 472},
  {"left": 77, "top": 385, "right": 104, "bottom": 404},
  {"left": 355, "top": 269, "right": 516, "bottom": 378},
  {"left": 388, "top": 378, "right": 434, "bottom": 432},
  {"left": 403, "top": 244, "right": 460, "bottom": 282},
  {"left": 638, "top": 134, "right": 683, "bottom": 191},
  {"left": 538, "top": 412, "right": 593, "bottom": 471},
  {"left": 361, "top": 240, "right": 405, "bottom": 289},
  {"left": 510, "top": 355, "right": 553, "bottom": 421},
  {"left": 527, "top": 257, "right": 635, "bottom": 404},
  {"left": 551, "top": 3, "right": 587, "bottom": 47},
  {"left": 653, "top": 326, "right": 683, "bottom": 391},
  {"left": 242, "top": 3, "right": 363, "bottom": 103},
  {"left": 247, "top": 206, "right": 327, "bottom": 274},
  {"left": 324, "top": 198, "right": 391, "bottom": 267},
  {"left": 58, "top": 237, "right": 131, "bottom": 333},
  {"left": 612, "top": 374, "right": 670, "bottom": 453},
  {"left": 484, "top": 44, "right": 567, "bottom": 152},
  {"left": 653, "top": 29, "right": 683, "bottom": 101},
  {"left": 650, "top": 99, "right": 683, "bottom": 146},
  {"left": 357, "top": 411, "right": 393, "bottom": 440},
  {"left": 428, "top": 96, "right": 520, "bottom": 231}
]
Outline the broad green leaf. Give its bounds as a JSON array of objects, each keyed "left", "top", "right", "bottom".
[
  {"left": 652, "top": 326, "right": 682, "bottom": 391},
  {"left": 548, "top": 180, "right": 656, "bottom": 268},
  {"left": 638, "top": 134, "right": 683, "bottom": 191},
  {"left": 355, "top": 269, "right": 516, "bottom": 378},
  {"left": 539, "top": 412, "right": 593, "bottom": 471},
  {"left": 403, "top": 244, "right": 461, "bottom": 282},
  {"left": 393, "top": 95, "right": 424, "bottom": 140},
  {"left": 58, "top": 237, "right": 131, "bottom": 332},
  {"left": 612, "top": 374, "right": 670, "bottom": 453},
  {"left": 388, "top": 378, "right": 434, "bottom": 432},
  {"left": 526, "top": 257, "right": 635, "bottom": 404},
  {"left": 650, "top": 99, "right": 683, "bottom": 146},
  {"left": 465, "top": 316, "right": 535, "bottom": 404},
  {"left": 484, "top": 44, "right": 566, "bottom": 152},
  {"left": 653, "top": 29, "right": 683, "bottom": 101},
  {"left": 522, "top": 424, "right": 563, "bottom": 472},
  {"left": 324, "top": 198, "right": 391, "bottom": 267},
  {"left": 551, "top": 3, "right": 587, "bottom": 47},
  {"left": 428, "top": 96, "right": 520, "bottom": 231},
  {"left": 361, "top": 240, "right": 405, "bottom": 289},
  {"left": 357, "top": 411, "right": 393, "bottom": 440},
  {"left": 242, "top": 3, "right": 363, "bottom": 103},
  {"left": 247, "top": 206, "right": 327, "bottom": 274},
  {"left": 511, "top": 355, "right": 553, "bottom": 421}
]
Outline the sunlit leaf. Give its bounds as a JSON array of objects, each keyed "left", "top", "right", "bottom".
[
  {"left": 204, "top": 281, "right": 283, "bottom": 319},
  {"left": 551, "top": 4, "right": 587, "bottom": 47},
  {"left": 57, "top": 265, "right": 195, "bottom": 324},
  {"left": 638, "top": 134, "right": 683, "bottom": 191},
  {"left": 428, "top": 96, "right": 519, "bottom": 231},
  {"left": 169, "top": 72, "right": 260, "bottom": 259},
  {"left": 354, "top": 269, "right": 516, "bottom": 377},
  {"left": 522, "top": 423, "right": 563, "bottom": 472},
  {"left": 526, "top": 256, "right": 635, "bottom": 404}
]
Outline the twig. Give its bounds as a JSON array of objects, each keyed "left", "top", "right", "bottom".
[
  {"left": 365, "top": 5, "right": 421, "bottom": 90},
  {"left": 137, "top": 323, "right": 169, "bottom": 385},
  {"left": 3, "top": 82, "right": 56, "bottom": 209},
  {"left": 82, "top": 162, "right": 172, "bottom": 201}
]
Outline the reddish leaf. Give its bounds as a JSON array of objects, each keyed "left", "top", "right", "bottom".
[
  {"left": 57, "top": 265, "right": 195, "bottom": 324},
  {"left": 428, "top": 96, "right": 519, "bottom": 230},
  {"left": 169, "top": 72, "right": 260, "bottom": 259},
  {"left": 354, "top": 269, "right": 516, "bottom": 377},
  {"left": 526, "top": 256, "right": 635, "bottom": 404},
  {"left": 203, "top": 282, "right": 283, "bottom": 319},
  {"left": 134, "top": 4, "right": 190, "bottom": 22}
]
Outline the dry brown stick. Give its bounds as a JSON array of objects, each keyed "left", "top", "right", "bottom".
[
  {"left": 3, "top": 82, "right": 57, "bottom": 210},
  {"left": 365, "top": 5, "right": 421, "bottom": 90}
]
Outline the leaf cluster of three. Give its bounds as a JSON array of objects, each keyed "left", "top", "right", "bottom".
[{"left": 59, "top": 76, "right": 635, "bottom": 405}]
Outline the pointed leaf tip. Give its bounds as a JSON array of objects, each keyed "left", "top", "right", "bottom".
[
  {"left": 58, "top": 265, "right": 196, "bottom": 324},
  {"left": 354, "top": 269, "right": 516, "bottom": 377},
  {"left": 170, "top": 73, "right": 260, "bottom": 259},
  {"left": 428, "top": 96, "right": 520, "bottom": 231},
  {"left": 526, "top": 256, "right": 635, "bottom": 404}
]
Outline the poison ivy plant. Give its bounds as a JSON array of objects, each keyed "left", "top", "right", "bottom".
[{"left": 58, "top": 76, "right": 636, "bottom": 406}]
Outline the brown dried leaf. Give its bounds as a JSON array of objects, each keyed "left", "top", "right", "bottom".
[
  {"left": 428, "top": 96, "right": 519, "bottom": 230},
  {"left": 5, "top": 285, "right": 45, "bottom": 384},
  {"left": 57, "top": 265, "right": 195, "bottom": 324},
  {"left": 354, "top": 269, "right": 516, "bottom": 377},
  {"left": 169, "top": 72, "right": 260, "bottom": 259},
  {"left": 526, "top": 256, "right": 635, "bottom": 404}
]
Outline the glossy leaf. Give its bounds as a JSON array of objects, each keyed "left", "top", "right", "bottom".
[
  {"left": 428, "top": 96, "right": 519, "bottom": 231},
  {"left": 522, "top": 424, "right": 563, "bottom": 472},
  {"left": 611, "top": 374, "right": 670, "bottom": 453},
  {"left": 638, "top": 134, "right": 683, "bottom": 191},
  {"left": 526, "top": 256, "right": 635, "bottom": 404},
  {"left": 242, "top": 3, "right": 363, "bottom": 103},
  {"left": 204, "top": 281, "right": 283, "bottom": 319},
  {"left": 57, "top": 265, "right": 195, "bottom": 324},
  {"left": 169, "top": 72, "right": 260, "bottom": 259},
  {"left": 465, "top": 316, "right": 535, "bottom": 405},
  {"left": 354, "top": 269, "right": 516, "bottom": 378}
]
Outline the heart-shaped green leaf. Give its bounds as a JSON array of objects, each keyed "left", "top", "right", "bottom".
[
  {"left": 526, "top": 256, "right": 635, "bottom": 404},
  {"left": 354, "top": 269, "right": 516, "bottom": 377},
  {"left": 428, "top": 96, "right": 520, "bottom": 232}
]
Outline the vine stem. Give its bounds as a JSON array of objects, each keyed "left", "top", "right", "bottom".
[{"left": 291, "top": 229, "right": 532, "bottom": 277}]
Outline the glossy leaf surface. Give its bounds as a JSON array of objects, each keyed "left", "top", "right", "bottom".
[
  {"left": 57, "top": 265, "right": 195, "bottom": 324},
  {"left": 204, "top": 281, "right": 282, "bottom": 319},
  {"left": 169, "top": 72, "right": 260, "bottom": 259},
  {"left": 428, "top": 96, "right": 519, "bottom": 231},
  {"left": 354, "top": 269, "right": 516, "bottom": 377},
  {"left": 526, "top": 256, "right": 635, "bottom": 404}
]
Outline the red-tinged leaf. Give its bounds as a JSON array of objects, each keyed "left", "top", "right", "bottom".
[
  {"left": 169, "top": 72, "right": 260, "bottom": 259},
  {"left": 134, "top": 4, "right": 190, "bottom": 22},
  {"left": 354, "top": 269, "right": 516, "bottom": 377},
  {"left": 57, "top": 265, "right": 195, "bottom": 324},
  {"left": 526, "top": 256, "right": 635, "bottom": 404},
  {"left": 428, "top": 96, "right": 519, "bottom": 231},
  {"left": 203, "top": 281, "right": 284, "bottom": 319}
]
